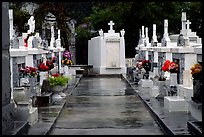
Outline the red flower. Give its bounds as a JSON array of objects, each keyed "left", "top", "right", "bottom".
[
  {"left": 38, "top": 63, "right": 49, "bottom": 71},
  {"left": 19, "top": 66, "right": 38, "bottom": 77},
  {"left": 52, "top": 73, "right": 60, "bottom": 77},
  {"left": 162, "top": 60, "right": 171, "bottom": 72},
  {"left": 46, "top": 60, "right": 54, "bottom": 70}
]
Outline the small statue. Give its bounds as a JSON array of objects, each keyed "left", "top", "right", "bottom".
[{"left": 28, "top": 16, "right": 35, "bottom": 33}]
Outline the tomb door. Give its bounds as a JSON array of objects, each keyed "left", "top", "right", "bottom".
[
  {"left": 172, "top": 53, "right": 184, "bottom": 84},
  {"left": 55, "top": 52, "right": 59, "bottom": 64},
  {"left": 106, "top": 40, "right": 120, "bottom": 68},
  {"left": 33, "top": 54, "right": 37, "bottom": 68},
  {"left": 148, "top": 51, "right": 154, "bottom": 72}
]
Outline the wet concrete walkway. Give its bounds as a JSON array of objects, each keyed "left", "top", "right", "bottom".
[{"left": 50, "top": 77, "right": 164, "bottom": 135}]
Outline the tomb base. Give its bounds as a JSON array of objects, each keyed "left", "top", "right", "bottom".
[
  {"left": 157, "top": 81, "right": 167, "bottom": 98},
  {"left": 35, "top": 92, "right": 52, "bottom": 107},
  {"left": 15, "top": 101, "right": 38, "bottom": 126},
  {"left": 140, "top": 79, "right": 153, "bottom": 88},
  {"left": 177, "top": 84, "right": 193, "bottom": 101},
  {"left": 189, "top": 100, "right": 202, "bottom": 121},
  {"left": 164, "top": 96, "right": 188, "bottom": 112},
  {"left": 150, "top": 86, "right": 159, "bottom": 97}
]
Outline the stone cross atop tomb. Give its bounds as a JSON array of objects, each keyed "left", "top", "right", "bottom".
[
  {"left": 161, "top": 19, "right": 171, "bottom": 47},
  {"left": 151, "top": 24, "right": 158, "bottom": 47},
  {"left": 56, "top": 29, "right": 61, "bottom": 47},
  {"left": 9, "top": 9, "right": 14, "bottom": 40},
  {"left": 138, "top": 26, "right": 146, "bottom": 46},
  {"left": 141, "top": 26, "right": 145, "bottom": 38},
  {"left": 181, "top": 12, "right": 186, "bottom": 31},
  {"left": 50, "top": 25, "right": 55, "bottom": 48},
  {"left": 179, "top": 12, "right": 202, "bottom": 45},
  {"left": 186, "top": 20, "right": 191, "bottom": 35},
  {"left": 108, "top": 20, "right": 115, "bottom": 33},
  {"left": 145, "top": 27, "right": 149, "bottom": 47}
]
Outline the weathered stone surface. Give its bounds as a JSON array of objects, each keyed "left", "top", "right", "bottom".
[{"left": 2, "top": 2, "right": 15, "bottom": 135}]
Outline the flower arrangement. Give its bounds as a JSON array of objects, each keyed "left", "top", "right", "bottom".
[
  {"left": 38, "top": 62, "right": 49, "bottom": 71},
  {"left": 24, "top": 32, "right": 36, "bottom": 47},
  {"left": 142, "top": 60, "right": 151, "bottom": 72},
  {"left": 162, "top": 60, "right": 178, "bottom": 73},
  {"left": 19, "top": 66, "right": 38, "bottom": 77},
  {"left": 136, "top": 61, "right": 143, "bottom": 69},
  {"left": 62, "top": 50, "right": 73, "bottom": 65},
  {"left": 158, "top": 75, "right": 166, "bottom": 81},
  {"left": 52, "top": 56, "right": 57, "bottom": 63},
  {"left": 169, "top": 62, "right": 179, "bottom": 73},
  {"left": 46, "top": 60, "right": 54, "bottom": 70},
  {"left": 48, "top": 73, "right": 70, "bottom": 87},
  {"left": 162, "top": 60, "right": 170, "bottom": 72},
  {"left": 190, "top": 63, "right": 202, "bottom": 79}
]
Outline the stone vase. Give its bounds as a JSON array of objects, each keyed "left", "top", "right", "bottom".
[
  {"left": 13, "top": 87, "right": 30, "bottom": 104},
  {"left": 39, "top": 71, "right": 48, "bottom": 86},
  {"left": 20, "top": 77, "right": 29, "bottom": 86},
  {"left": 170, "top": 73, "right": 177, "bottom": 86},
  {"left": 158, "top": 81, "right": 166, "bottom": 98},
  {"left": 192, "top": 79, "right": 202, "bottom": 103},
  {"left": 50, "top": 85, "right": 64, "bottom": 103},
  {"left": 29, "top": 77, "right": 37, "bottom": 97}
]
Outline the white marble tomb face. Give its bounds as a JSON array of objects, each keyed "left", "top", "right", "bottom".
[{"left": 106, "top": 38, "right": 120, "bottom": 68}]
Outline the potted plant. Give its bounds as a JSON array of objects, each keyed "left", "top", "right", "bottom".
[
  {"left": 190, "top": 63, "right": 202, "bottom": 102},
  {"left": 19, "top": 66, "right": 38, "bottom": 86},
  {"left": 162, "top": 60, "right": 178, "bottom": 86},
  {"left": 38, "top": 62, "right": 49, "bottom": 86},
  {"left": 62, "top": 50, "right": 73, "bottom": 65},
  {"left": 16, "top": 66, "right": 38, "bottom": 103},
  {"left": 46, "top": 60, "right": 54, "bottom": 70},
  {"left": 48, "top": 73, "right": 70, "bottom": 102},
  {"left": 152, "top": 74, "right": 167, "bottom": 98}
]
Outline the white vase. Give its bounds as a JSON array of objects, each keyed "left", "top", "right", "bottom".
[
  {"left": 39, "top": 71, "right": 48, "bottom": 86},
  {"left": 20, "top": 77, "right": 29, "bottom": 86},
  {"left": 170, "top": 73, "right": 177, "bottom": 86},
  {"left": 158, "top": 81, "right": 166, "bottom": 97}
]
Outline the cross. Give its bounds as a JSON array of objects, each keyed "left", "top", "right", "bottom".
[
  {"left": 186, "top": 20, "right": 191, "bottom": 30},
  {"left": 108, "top": 21, "right": 115, "bottom": 31}
]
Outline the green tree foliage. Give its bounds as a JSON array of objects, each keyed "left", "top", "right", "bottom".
[
  {"left": 87, "top": 2, "right": 202, "bottom": 58},
  {"left": 9, "top": 2, "right": 202, "bottom": 59}
]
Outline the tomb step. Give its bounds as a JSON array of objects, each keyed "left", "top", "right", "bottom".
[
  {"left": 187, "top": 121, "right": 202, "bottom": 135},
  {"left": 140, "top": 79, "right": 153, "bottom": 88},
  {"left": 164, "top": 96, "right": 188, "bottom": 112},
  {"left": 7, "top": 121, "right": 29, "bottom": 135},
  {"left": 35, "top": 92, "right": 53, "bottom": 107}
]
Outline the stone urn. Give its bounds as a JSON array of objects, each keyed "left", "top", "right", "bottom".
[
  {"left": 13, "top": 87, "right": 30, "bottom": 104},
  {"left": 170, "top": 73, "right": 177, "bottom": 86},
  {"left": 50, "top": 85, "right": 64, "bottom": 103},
  {"left": 157, "top": 80, "right": 166, "bottom": 98}
]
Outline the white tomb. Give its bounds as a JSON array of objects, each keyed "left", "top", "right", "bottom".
[
  {"left": 88, "top": 21, "right": 126, "bottom": 74},
  {"left": 135, "top": 12, "right": 202, "bottom": 113}
]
